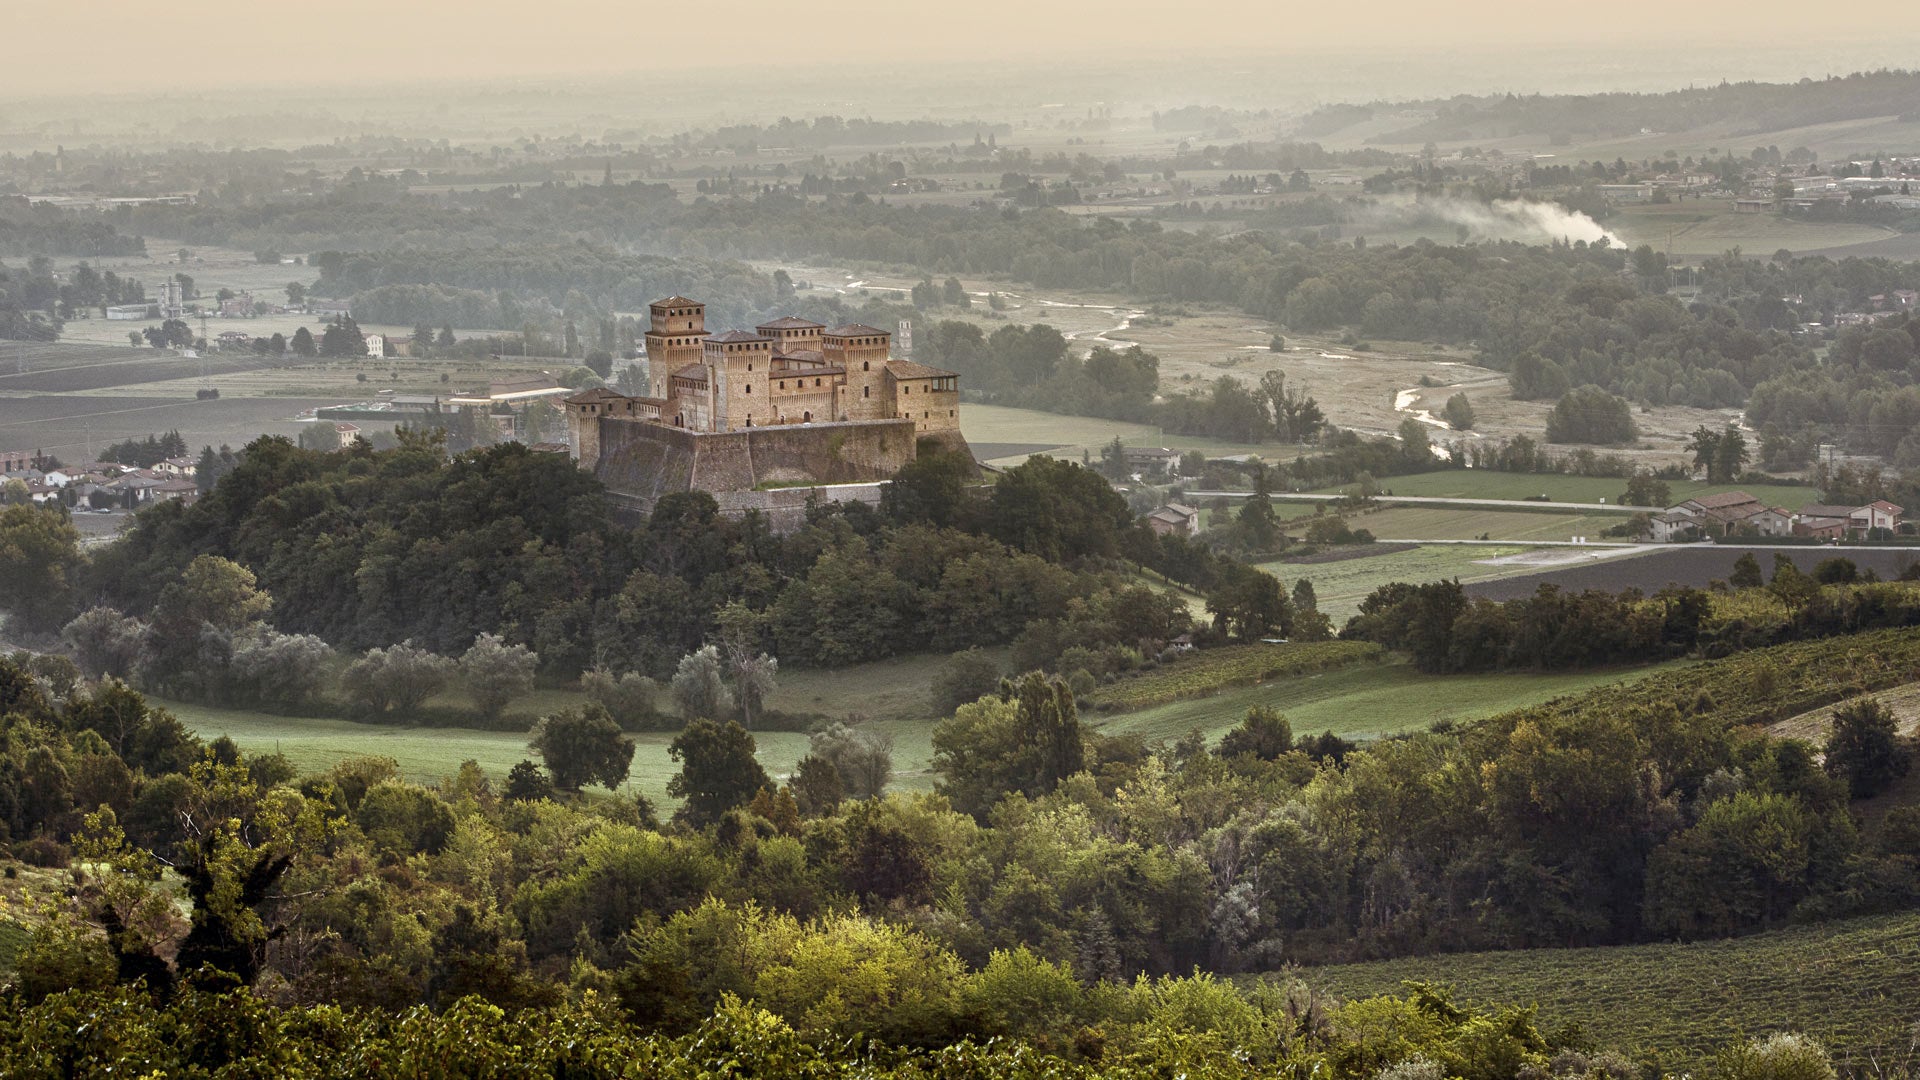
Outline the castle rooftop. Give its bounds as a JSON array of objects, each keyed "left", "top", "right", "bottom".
[{"left": 757, "top": 315, "right": 826, "bottom": 330}]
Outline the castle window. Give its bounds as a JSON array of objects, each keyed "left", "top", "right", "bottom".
[
  {"left": 863, "top": 386, "right": 869, "bottom": 398},
  {"left": 862, "top": 361, "right": 869, "bottom": 371},
  {"left": 745, "top": 384, "right": 752, "bottom": 393},
  {"left": 779, "top": 381, "right": 786, "bottom": 389},
  {"left": 815, "top": 378, "right": 822, "bottom": 386}
]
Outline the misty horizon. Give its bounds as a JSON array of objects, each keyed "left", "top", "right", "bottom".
[{"left": 6, "top": 24, "right": 1920, "bottom": 136}]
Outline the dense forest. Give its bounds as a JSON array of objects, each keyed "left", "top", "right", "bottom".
[{"left": 0, "top": 597, "right": 1914, "bottom": 1066}]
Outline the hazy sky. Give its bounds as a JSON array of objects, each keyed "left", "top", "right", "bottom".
[{"left": 7, "top": 0, "right": 1919, "bottom": 95}]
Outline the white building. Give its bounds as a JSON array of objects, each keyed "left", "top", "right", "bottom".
[{"left": 365, "top": 334, "right": 385, "bottom": 359}]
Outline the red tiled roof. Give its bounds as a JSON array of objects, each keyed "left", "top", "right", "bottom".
[
  {"left": 564, "top": 387, "right": 626, "bottom": 405},
  {"left": 885, "top": 359, "right": 956, "bottom": 379},
  {"left": 1686, "top": 491, "right": 1762, "bottom": 510}
]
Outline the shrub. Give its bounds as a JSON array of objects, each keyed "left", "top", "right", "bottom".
[
  {"left": 582, "top": 668, "right": 666, "bottom": 730},
  {"left": 930, "top": 648, "right": 1002, "bottom": 714},
  {"left": 1825, "top": 696, "right": 1911, "bottom": 799},
  {"left": 342, "top": 642, "right": 453, "bottom": 718},
  {"left": 460, "top": 633, "right": 537, "bottom": 723}
]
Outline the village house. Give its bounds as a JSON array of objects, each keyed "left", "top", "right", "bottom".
[
  {"left": 1731, "top": 505, "right": 1796, "bottom": 537},
  {"left": 1145, "top": 503, "right": 1203, "bottom": 537},
  {"left": 1654, "top": 492, "right": 1905, "bottom": 542},
  {"left": 1122, "top": 446, "right": 1182, "bottom": 477},
  {"left": 1795, "top": 501, "right": 1904, "bottom": 539},
  {"left": 1665, "top": 491, "right": 1766, "bottom": 535},
  {"left": 152, "top": 478, "right": 200, "bottom": 503}
]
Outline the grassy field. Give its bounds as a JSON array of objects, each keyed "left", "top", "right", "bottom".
[
  {"left": 1610, "top": 200, "right": 1895, "bottom": 259},
  {"left": 958, "top": 404, "right": 1161, "bottom": 464},
  {"left": 1310, "top": 471, "right": 1819, "bottom": 509},
  {"left": 163, "top": 699, "right": 818, "bottom": 807},
  {"left": 1092, "top": 659, "right": 1685, "bottom": 746},
  {"left": 1257, "top": 544, "right": 1541, "bottom": 620},
  {"left": 956, "top": 403, "right": 1321, "bottom": 466},
  {"left": 166, "top": 651, "right": 976, "bottom": 806},
  {"left": 169, "top": 635, "right": 1677, "bottom": 802},
  {"left": 1351, "top": 506, "right": 1627, "bottom": 542},
  {"left": 1080, "top": 641, "right": 1383, "bottom": 713},
  {"left": 1291, "top": 912, "right": 1920, "bottom": 1072}
]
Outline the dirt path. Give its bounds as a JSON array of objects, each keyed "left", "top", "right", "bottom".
[{"left": 1769, "top": 683, "right": 1920, "bottom": 744}]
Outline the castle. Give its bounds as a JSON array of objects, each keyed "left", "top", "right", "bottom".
[{"left": 566, "top": 296, "right": 970, "bottom": 515}]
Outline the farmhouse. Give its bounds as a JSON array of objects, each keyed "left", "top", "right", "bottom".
[
  {"left": 1665, "top": 491, "right": 1766, "bottom": 535},
  {"left": 567, "top": 295, "right": 972, "bottom": 517},
  {"left": 1794, "top": 501, "right": 1905, "bottom": 539},
  {"left": 1649, "top": 511, "right": 1701, "bottom": 543},
  {"left": 1145, "top": 503, "right": 1203, "bottom": 537},
  {"left": 1123, "top": 446, "right": 1182, "bottom": 475}
]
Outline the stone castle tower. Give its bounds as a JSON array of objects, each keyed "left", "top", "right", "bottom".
[{"left": 644, "top": 297, "right": 706, "bottom": 400}]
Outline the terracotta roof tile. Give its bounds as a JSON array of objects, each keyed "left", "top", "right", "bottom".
[
  {"left": 757, "top": 315, "right": 826, "bottom": 330},
  {"left": 885, "top": 359, "right": 956, "bottom": 379}
]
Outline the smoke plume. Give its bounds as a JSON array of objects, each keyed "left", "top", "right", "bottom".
[{"left": 1351, "top": 195, "right": 1625, "bottom": 247}]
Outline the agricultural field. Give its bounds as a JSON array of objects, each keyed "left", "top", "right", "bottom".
[
  {"left": 1770, "top": 681, "right": 1920, "bottom": 744},
  {"left": 0, "top": 337, "right": 592, "bottom": 463},
  {"left": 1311, "top": 470, "right": 1819, "bottom": 510},
  {"left": 958, "top": 404, "right": 1160, "bottom": 465},
  {"left": 1345, "top": 506, "right": 1628, "bottom": 543},
  {"left": 1291, "top": 912, "right": 1920, "bottom": 1072},
  {"left": 1466, "top": 546, "right": 1920, "bottom": 601},
  {"left": 0, "top": 393, "right": 346, "bottom": 464},
  {"left": 1498, "top": 627, "right": 1920, "bottom": 731},
  {"left": 1079, "top": 641, "right": 1384, "bottom": 714},
  {"left": 1093, "top": 658, "right": 1686, "bottom": 747},
  {"left": 0, "top": 341, "right": 297, "bottom": 394},
  {"left": 1609, "top": 199, "right": 1896, "bottom": 259},
  {"left": 1257, "top": 544, "right": 1553, "bottom": 620}
]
